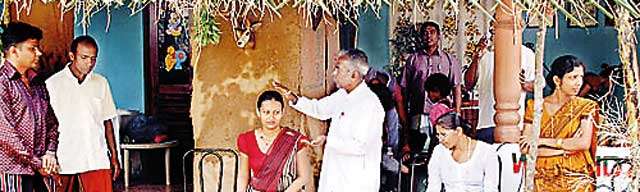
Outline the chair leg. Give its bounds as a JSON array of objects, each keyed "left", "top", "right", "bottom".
[{"left": 165, "top": 148, "right": 171, "bottom": 186}]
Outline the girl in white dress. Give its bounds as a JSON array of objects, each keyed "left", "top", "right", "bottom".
[{"left": 427, "top": 112, "right": 499, "bottom": 192}]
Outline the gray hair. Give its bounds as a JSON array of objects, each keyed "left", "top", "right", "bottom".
[{"left": 337, "top": 49, "right": 370, "bottom": 76}]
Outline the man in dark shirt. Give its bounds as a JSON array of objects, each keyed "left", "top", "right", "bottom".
[{"left": 0, "top": 22, "right": 59, "bottom": 191}]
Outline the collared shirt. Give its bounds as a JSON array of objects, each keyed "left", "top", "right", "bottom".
[
  {"left": 400, "top": 49, "right": 462, "bottom": 115},
  {"left": 0, "top": 61, "right": 59, "bottom": 175},
  {"left": 476, "top": 45, "right": 535, "bottom": 129},
  {"left": 291, "top": 82, "right": 385, "bottom": 192},
  {"left": 46, "top": 65, "right": 117, "bottom": 174}
]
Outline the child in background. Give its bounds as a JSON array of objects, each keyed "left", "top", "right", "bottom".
[
  {"left": 424, "top": 73, "right": 454, "bottom": 126},
  {"left": 418, "top": 72, "right": 454, "bottom": 157}
]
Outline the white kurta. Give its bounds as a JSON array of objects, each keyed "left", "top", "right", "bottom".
[
  {"left": 291, "top": 82, "right": 384, "bottom": 192},
  {"left": 46, "top": 66, "right": 117, "bottom": 174},
  {"left": 427, "top": 142, "right": 499, "bottom": 192}
]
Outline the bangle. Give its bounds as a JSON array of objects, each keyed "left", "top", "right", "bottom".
[{"left": 555, "top": 139, "right": 563, "bottom": 149}]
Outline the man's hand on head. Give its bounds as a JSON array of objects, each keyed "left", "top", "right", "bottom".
[{"left": 272, "top": 80, "right": 299, "bottom": 104}]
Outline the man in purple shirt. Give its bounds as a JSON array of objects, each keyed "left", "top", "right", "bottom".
[
  {"left": 0, "top": 22, "right": 59, "bottom": 191},
  {"left": 399, "top": 21, "right": 462, "bottom": 192},
  {"left": 400, "top": 21, "right": 462, "bottom": 153}
]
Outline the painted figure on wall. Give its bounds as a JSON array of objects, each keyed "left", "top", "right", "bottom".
[{"left": 158, "top": 1, "right": 191, "bottom": 84}]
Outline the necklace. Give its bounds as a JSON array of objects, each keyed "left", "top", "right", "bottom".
[
  {"left": 256, "top": 129, "right": 278, "bottom": 152},
  {"left": 453, "top": 137, "right": 474, "bottom": 163},
  {"left": 465, "top": 137, "right": 473, "bottom": 160}
]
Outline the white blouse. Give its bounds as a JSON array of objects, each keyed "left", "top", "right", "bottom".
[{"left": 427, "top": 141, "right": 499, "bottom": 192}]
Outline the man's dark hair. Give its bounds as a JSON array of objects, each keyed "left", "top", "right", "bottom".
[
  {"left": 420, "top": 21, "right": 441, "bottom": 37},
  {"left": 1, "top": 22, "right": 43, "bottom": 53},
  {"left": 70, "top": 35, "right": 99, "bottom": 54},
  {"left": 424, "top": 73, "right": 452, "bottom": 98}
]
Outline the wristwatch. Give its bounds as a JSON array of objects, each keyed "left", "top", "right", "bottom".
[{"left": 554, "top": 139, "right": 563, "bottom": 149}]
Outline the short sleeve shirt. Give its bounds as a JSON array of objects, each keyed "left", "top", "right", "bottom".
[{"left": 46, "top": 66, "right": 117, "bottom": 174}]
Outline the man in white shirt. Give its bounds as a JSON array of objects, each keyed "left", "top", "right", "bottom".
[
  {"left": 464, "top": 31, "right": 535, "bottom": 192},
  {"left": 274, "top": 49, "right": 385, "bottom": 192},
  {"left": 46, "top": 36, "right": 119, "bottom": 191}
]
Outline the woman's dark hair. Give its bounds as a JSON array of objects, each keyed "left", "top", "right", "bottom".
[
  {"left": 435, "top": 112, "right": 474, "bottom": 138},
  {"left": 424, "top": 73, "right": 452, "bottom": 98},
  {"left": 546, "top": 55, "right": 585, "bottom": 91},
  {"left": 257, "top": 90, "right": 284, "bottom": 109}
]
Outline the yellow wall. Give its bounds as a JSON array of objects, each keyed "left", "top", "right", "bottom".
[{"left": 190, "top": 8, "right": 339, "bottom": 191}]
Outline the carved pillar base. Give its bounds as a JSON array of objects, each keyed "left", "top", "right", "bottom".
[{"left": 493, "top": 0, "right": 523, "bottom": 143}]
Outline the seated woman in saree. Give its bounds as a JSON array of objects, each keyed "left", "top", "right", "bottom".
[
  {"left": 237, "top": 90, "right": 312, "bottom": 192},
  {"left": 520, "top": 55, "right": 599, "bottom": 191},
  {"left": 426, "top": 112, "right": 499, "bottom": 192}
]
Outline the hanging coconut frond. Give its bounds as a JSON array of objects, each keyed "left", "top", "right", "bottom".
[{"left": 4, "top": 0, "right": 640, "bottom": 49}]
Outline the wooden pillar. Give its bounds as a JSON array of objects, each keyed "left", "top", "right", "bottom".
[{"left": 493, "top": 0, "right": 522, "bottom": 143}]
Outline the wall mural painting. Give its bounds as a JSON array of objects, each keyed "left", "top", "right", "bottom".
[{"left": 158, "top": 1, "right": 192, "bottom": 85}]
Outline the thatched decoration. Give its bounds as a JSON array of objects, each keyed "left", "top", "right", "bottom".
[
  {"left": 615, "top": 6, "right": 640, "bottom": 191},
  {"left": 5, "top": 0, "right": 640, "bottom": 48}
]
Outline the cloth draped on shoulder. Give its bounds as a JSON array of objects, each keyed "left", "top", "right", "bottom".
[{"left": 249, "top": 128, "right": 303, "bottom": 192}]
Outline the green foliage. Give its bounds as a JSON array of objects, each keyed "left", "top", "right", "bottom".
[
  {"left": 387, "top": 13, "right": 424, "bottom": 78},
  {"left": 193, "top": 9, "right": 221, "bottom": 47}
]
